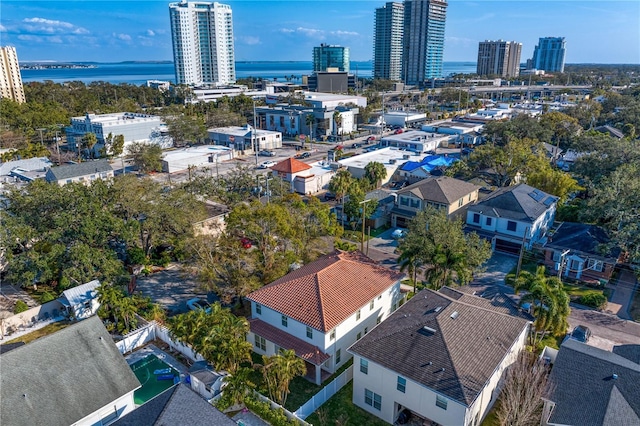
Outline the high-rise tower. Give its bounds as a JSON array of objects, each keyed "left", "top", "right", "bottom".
[
  {"left": 402, "top": 0, "right": 447, "bottom": 85},
  {"left": 531, "top": 37, "right": 566, "bottom": 73},
  {"left": 169, "top": 1, "right": 236, "bottom": 85},
  {"left": 313, "top": 44, "right": 350, "bottom": 72},
  {"left": 374, "top": 2, "right": 404, "bottom": 81},
  {"left": 476, "top": 40, "right": 522, "bottom": 78},
  {"left": 0, "top": 46, "right": 26, "bottom": 103}
]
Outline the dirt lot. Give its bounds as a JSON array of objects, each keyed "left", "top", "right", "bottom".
[{"left": 134, "top": 264, "right": 206, "bottom": 316}]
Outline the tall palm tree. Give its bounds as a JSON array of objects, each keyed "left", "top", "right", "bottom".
[
  {"left": 332, "top": 111, "right": 342, "bottom": 136},
  {"left": 305, "top": 113, "right": 315, "bottom": 149},
  {"left": 515, "top": 266, "right": 570, "bottom": 346},
  {"left": 328, "top": 169, "right": 352, "bottom": 226},
  {"left": 398, "top": 246, "right": 422, "bottom": 293},
  {"left": 259, "top": 349, "right": 306, "bottom": 406},
  {"left": 364, "top": 161, "right": 387, "bottom": 189},
  {"left": 220, "top": 367, "right": 255, "bottom": 408}
]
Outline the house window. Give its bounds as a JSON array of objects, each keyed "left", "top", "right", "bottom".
[
  {"left": 256, "top": 304, "right": 262, "bottom": 315},
  {"left": 397, "top": 376, "right": 406, "bottom": 393},
  {"left": 507, "top": 221, "right": 517, "bottom": 232},
  {"left": 587, "top": 259, "right": 604, "bottom": 272},
  {"left": 281, "top": 315, "right": 288, "bottom": 327},
  {"left": 306, "top": 326, "right": 313, "bottom": 339},
  {"left": 255, "top": 335, "right": 266, "bottom": 351},
  {"left": 369, "top": 300, "right": 374, "bottom": 310},
  {"left": 436, "top": 395, "right": 448, "bottom": 410},
  {"left": 336, "top": 349, "right": 341, "bottom": 364},
  {"left": 357, "top": 332, "right": 362, "bottom": 340},
  {"left": 364, "top": 327, "right": 368, "bottom": 334},
  {"left": 486, "top": 217, "right": 492, "bottom": 226},
  {"left": 360, "top": 358, "right": 368, "bottom": 374},
  {"left": 365, "top": 389, "right": 381, "bottom": 410},
  {"left": 410, "top": 199, "right": 420, "bottom": 208},
  {"left": 458, "top": 198, "right": 463, "bottom": 207},
  {"left": 377, "top": 315, "right": 382, "bottom": 324},
  {"left": 552, "top": 251, "right": 561, "bottom": 262},
  {"left": 400, "top": 197, "right": 409, "bottom": 206},
  {"left": 330, "top": 329, "right": 335, "bottom": 340},
  {"left": 472, "top": 213, "right": 480, "bottom": 224},
  {"left": 356, "top": 310, "right": 361, "bottom": 321}
]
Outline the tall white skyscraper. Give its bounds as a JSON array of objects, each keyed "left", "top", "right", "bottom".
[
  {"left": 531, "top": 37, "right": 566, "bottom": 73},
  {"left": 477, "top": 40, "right": 522, "bottom": 78},
  {"left": 0, "top": 46, "right": 26, "bottom": 103},
  {"left": 169, "top": 1, "right": 236, "bottom": 86},
  {"left": 373, "top": 2, "right": 404, "bottom": 81}
]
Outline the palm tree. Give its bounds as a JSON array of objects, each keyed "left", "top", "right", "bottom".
[
  {"left": 364, "top": 161, "right": 387, "bottom": 189},
  {"left": 398, "top": 245, "right": 423, "bottom": 294},
  {"left": 220, "top": 367, "right": 255, "bottom": 408},
  {"left": 515, "top": 266, "right": 570, "bottom": 346},
  {"left": 332, "top": 110, "right": 342, "bottom": 137},
  {"left": 305, "top": 113, "right": 315, "bottom": 149},
  {"left": 328, "top": 169, "right": 352, "bottom": 226},
  {"left": 259, "top": 349, "right": 306, "bottom": 406}
]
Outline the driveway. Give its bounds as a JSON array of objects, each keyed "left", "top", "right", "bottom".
[
  {"left": 135, "top": 264, "right": 206, "bottom": 316},
  {"left": 606, "top": 268, "right": 638, "bottom": 320},
  {"left": 470, "top": 252, "right": 518, "bottom": 290},
  {"left": 366, "top": 228, "right": 401, "bottom": 269}
]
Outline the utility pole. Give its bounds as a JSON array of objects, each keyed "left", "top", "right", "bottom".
[
  {"left": 516, "top": 227, "right": 530, "bottom": 277},
  {"left": 253, "top": 100, "right": 259, "bottom": 167},
  {"left": 558, "top": 249, "right": 571, "bottom": 280}
]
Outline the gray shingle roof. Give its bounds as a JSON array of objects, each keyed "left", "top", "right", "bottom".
[
  {"left": 0, "top": 316, "right": 140, "bottom": 426},
  {"left": 547, "top": 339, "right": 640, "bottom": 426},
  {"left": 45, "top": 159, "right": 113, "bottom": 182},
  {"left": 467, "top": 183, "right": 557, "bottom": 222},
  {"left": 348, "top": 289, "right": 529, "bottom": 406},
  {"left": 398, "top": 176, "right": 480, "bottom": 205},
  {"left": 0, "top": 157, "right": 52, "bottom": 176},
  {"left": 545, "top": 222, "right": 620, "bottom": 261},
  {"left": 112, "top": 383, "right": 236, "bottom": 426}
]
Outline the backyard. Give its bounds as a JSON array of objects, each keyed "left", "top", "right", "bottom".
[{"left": 305, "top": 382, "right": 389, "bottom": 426}]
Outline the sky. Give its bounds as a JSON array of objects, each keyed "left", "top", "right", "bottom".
[{"left": 1, "top": 0, "right": 639, "bottom": 64}]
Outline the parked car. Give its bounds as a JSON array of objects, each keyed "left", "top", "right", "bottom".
[
  {"left": 187, "top": 298, "right": 212, "bottom": 313},
  {"left": 390, "top": 181, "right": 408, "bottom": 190},
  {"left": 391, "top": 229, "right": 407, "bottom": 239},
  {"left": 569, "top": 325, "right": 591, "bottom": 343},
  {"left": 394, "top": 129, "right": 404, "bottom": 134},
  {"left": 240, "top": 237, "right": 252, "bottom": 249},
  {"left": 367, "top": 135, "right": 377, "bottom": 142},
  {"left": 324, "top": 192, "right": 336, "bottom": 201},
  {"left": 259, "top": 150, "right": 276, "bottom": 157},
  {"left": 295, "top": 151, "right": 311, "bottom": 159},
  {"left": 258, "top": 160, "right": 277, "bottom": 169}
]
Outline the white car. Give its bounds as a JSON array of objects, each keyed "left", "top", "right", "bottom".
[
  {"left": 391, "top": 228, "right": 407, "bottom": 239},
  {"left": 187, "top": 298, "right": 211, "bottom": 313},
  {"left": 258, "top": 160, "right": 277, "bottom": 169}
]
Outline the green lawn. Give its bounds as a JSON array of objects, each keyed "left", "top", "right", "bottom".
[
  {"left": 481, "top": 404, "right": 500, "bottom": 426},
  {"left": 2, "top": 321, "right": 71, "bottom": 345},
  {"left": 562, "top": 284, "right": 605, "bottom": 299},
  {"left": 305, "top": 382, "right": 389, "bottom": 426}
]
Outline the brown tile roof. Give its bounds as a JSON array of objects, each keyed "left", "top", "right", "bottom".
[
  {"left": 349, "top": 289, "right": 530, "bottom": 406},
  {"left": 247, "top": 251, "right": 405, "bottom": 332},
  {"left": 399, "top": 176, "right": 479, "bottom": 205},
  {"left": 271, "top": 158, "right": 312, "bottom": 174},
  {"left": 249, "top": 318, "right": 330, "bottom": 365}
]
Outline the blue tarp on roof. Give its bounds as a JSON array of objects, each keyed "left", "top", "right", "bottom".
[{"left": 400, "top": 155, "right": 457, "bottom": 172}]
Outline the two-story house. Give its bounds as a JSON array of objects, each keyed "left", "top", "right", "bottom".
[
  {"left": 348, "top": 288, "right": 530, "bottom": 426},
  {"left": 391, "top": 176, "right": 480, "bottom": 228},
  {"left": 45, "top": 160, "right": 114, "bottom": 186},
  {"left": 465, "top": 184, "right": 557, "bottom": 255},
  {"left": 246, "top": 250, "right": 405, "bottom": 385}
]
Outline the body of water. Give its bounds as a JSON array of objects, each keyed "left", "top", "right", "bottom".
[{"left": 20, "top": 61, "right": 478, "bottom": 85}]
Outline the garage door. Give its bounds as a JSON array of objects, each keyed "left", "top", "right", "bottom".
[{"left": 494, "top": 238, "right": 521, "bottom": 256}]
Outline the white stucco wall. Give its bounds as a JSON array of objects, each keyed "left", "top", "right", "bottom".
[{"left": 73, "top": 391, "right": 136, "bottom": 426}]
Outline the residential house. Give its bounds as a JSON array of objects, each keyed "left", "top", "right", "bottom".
[
  {"left": 364, "top": 189, "right": 396, "bottom": 229},
  {"left": 112, "top": 383, "right": 236, "bottom": 426},
  {"left": 466, "top": 184, "right": 557, "bottom": 255},
  {"left": 594, "top": 125, "right": 624, "bottom": 139},
  {"left": 246, "top": 250, "right": 405, "bottom": 385},
  {"left": 59, "top": 279, "right": 101, "bottom": 320},
  {"left": 0, "top": 316, "right": 140, "bottom": 426},
  {"left": 0, "top": 157, "right": 52, "bottom": 181},
  {"left": 193, "top": 201, "right": 230, "bottom": 237},
  {"left": 348, "top": 288, "right": 530, "bottom": 426},
  {"left": 271, "top": 157, "right": 334, "bottom": 195},
  {"left": 396, "top": 155, "right": 459, "bottom": 183},
  {"left": 45, "top": 160, "right": 114, "bottom": 186},
  {"left": 391, "top": 176, "right": 480, "bottom": 228},
  {"left": 542, "top": 339, "right": 640, "bottom": 426},
  {"left": 541, "top": 222, "right": 621, "bottom": 284}
]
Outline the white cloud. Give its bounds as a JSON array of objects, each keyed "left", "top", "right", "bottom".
[
  {"left": 239, "top": 36, "right": 261, "bottom": 45},
  {"left": 295, "top": 27, "right": 324, "bottom": 39},
  {"left": 113, "top": 33, "right": 132, "bottom": 41},
  {"left": 73, "top": 28, "right": 90, "bottom": 35},
  {"left": 279, "top": 28, "right": 295, "bottom": 34},
  {"left": 147, "top": 29, "right": 155, "bottom": 37},
  {"left": 17, "top": 34, "right": 45, "bottom": 42},
  {"left": 22, "top": 17, "right": 89, "bottom": 35},
  {"left": 330, "top": 30, "right": 359, "bottom": 37},
  {"left": 24, "top": 17, "right": 74, "bottom": 28},
  {"left": 0, "top": 24, "right": 6, "bottom": 32}
]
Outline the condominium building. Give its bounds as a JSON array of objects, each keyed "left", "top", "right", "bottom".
[
  {"left": 476, "top": 40, "right": 522, "bottom": 78},
  {"left": 373, "top": 2, "right": 404, "bottom": 81},
  {"left": 402, "top": 0, "right": 447, "bottom": 85},
  {"left": 169, "top": 1, "right": 236, "bottom": 86},
  {"left": 313, "top": 44, "right": 350, "bottom": 73},
  {"left": 0, "top": 46, "right": 26, "bottom": 103},
  {"left": 531, "top": 37, "right": 566, "bottom": 73}
]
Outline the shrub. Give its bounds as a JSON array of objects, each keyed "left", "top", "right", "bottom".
[
  {"left": 127, "top": 247, "right": 147, "bottom": 265},
  {"left": 14, "top": 300, "right": 29, "bottom": 314},
  {"left": 38, "top": 291, "right": 57, "bottom": 304},
  {"left": 579, "top": 293, "right": 607, "bottom": 310},
  {"left": 243, "top": 396, "right": 299, "bottom": 426}
]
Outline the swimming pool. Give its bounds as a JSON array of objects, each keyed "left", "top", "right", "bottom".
[{"left": 130, "top": 354, "right": 180, "bottom": 405}]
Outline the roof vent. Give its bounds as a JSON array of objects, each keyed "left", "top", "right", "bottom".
[
  {"left": 422, "top": 326, "right": 436, "bottom": 334},
  {"left": 440, "top": 368, "right": 445, "bottom": 372},
  {"left": 450, "top": 311, "right": 459, "bottom": 319},
  {"left": 612, "top": 373, "right": 618, "bottom": 380},
  {"left": 435, "top": 306, "right": 442, "bottom": 313}
]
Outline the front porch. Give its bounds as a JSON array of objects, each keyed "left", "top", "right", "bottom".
[{"left": 304, "top": 361, "right": 332, "bottom": 383}]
